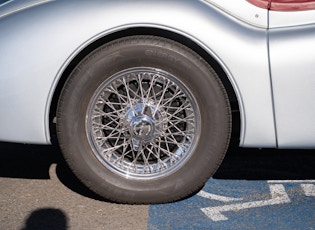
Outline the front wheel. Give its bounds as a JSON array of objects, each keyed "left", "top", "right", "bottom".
[{"left": 57, "top": 36, "right": 231, "bottom": 204}]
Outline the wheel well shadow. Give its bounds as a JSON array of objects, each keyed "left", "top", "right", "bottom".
[{"left": 49, "top": 27, "right": 241, "bottom": 144}]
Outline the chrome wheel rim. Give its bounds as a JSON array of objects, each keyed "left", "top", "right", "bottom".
[{"left": 86, "top": 67, "right": 200, "bottom": 180}]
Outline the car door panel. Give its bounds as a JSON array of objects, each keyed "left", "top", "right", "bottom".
[{"left": 269, "top": 22, "right": 315, "bottom": 148}]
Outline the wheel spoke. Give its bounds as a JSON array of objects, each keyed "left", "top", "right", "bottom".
[
  {"left": 152, "top": 78, "right": 170, "bottom": 117},
  {"left": 87, "top": 67, "right": 200, "bottom": 180}
]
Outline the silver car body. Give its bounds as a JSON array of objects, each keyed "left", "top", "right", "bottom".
[{"left": 0, "top": 0, "right": 314, "bottom": 148}]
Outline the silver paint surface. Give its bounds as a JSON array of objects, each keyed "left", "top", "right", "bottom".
[{"left": 0, "top": 0, "right": 314, "bottom": 148}]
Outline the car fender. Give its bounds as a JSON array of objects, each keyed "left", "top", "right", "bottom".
[{"left": 0, "top": 0, "right": 276, "bottom": 147}]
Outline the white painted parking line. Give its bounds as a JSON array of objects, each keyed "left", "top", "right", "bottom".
[
  {"left": 200, "top": 184, "right": 290, "bottom": 221},
  {"left": 301, "top": 184, "right": 315, "bottom": 197},
  {"left": 197, "top": 190, "right": 243, "bottom": 202},
  {"left": 268, "top": 180, "right": 315, "bottom": 197},
  {"left": 149, "top": 179, "right": 315, "bottom": 229},
  {"left": 268, "top": 180, "right": 315, "bottom": 183}
]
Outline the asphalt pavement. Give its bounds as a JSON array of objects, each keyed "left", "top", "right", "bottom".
[{"left": 0, "top": 142, "right": 314, "bottom": 229}]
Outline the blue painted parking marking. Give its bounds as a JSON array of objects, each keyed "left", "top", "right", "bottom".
[{"left": 148, "top": 179, "right": 315, "bottom": 230}]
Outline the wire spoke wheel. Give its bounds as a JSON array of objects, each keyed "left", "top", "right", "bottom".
[
  {"left": 87, "top": 68, "right": 200, "bottom": 180},
  {"left": 57, "top": 36, "right": 231, "bottom": 204}
]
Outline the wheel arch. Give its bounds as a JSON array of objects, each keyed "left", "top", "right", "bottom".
[{"left": 49, "top": 27, "right": 241, "bottom": 144}]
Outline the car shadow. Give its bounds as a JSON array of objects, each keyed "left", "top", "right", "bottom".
[
  {"left": 0, "top": 141, "right": 314, "bottom": 201},
  {"left": 0, "top": 141, "right": 106, "bottom": 201},
  {"left": 214, "top": 145, "right": 315, "bottom": 180},
  {"left": 0, "top": 142, "right": 60, "bottom": 179}
]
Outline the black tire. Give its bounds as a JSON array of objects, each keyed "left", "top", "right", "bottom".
[{"left": 57, "top": 35, "right": 231, "bottom": 204}]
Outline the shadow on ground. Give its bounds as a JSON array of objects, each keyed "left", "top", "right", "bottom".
[
  {"left": 21, "top": 208, "right": 68, "bottom": 230},
  {"left": 214, "top": 145, "right": 315, "bottom": 180},
  {"left": 0, "top": 141, "right": 314, "bottom": 200},
  {"left": 0, "top": 141, "right": 106, "bottom": 201}
]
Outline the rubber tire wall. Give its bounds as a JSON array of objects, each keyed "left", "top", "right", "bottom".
[{"left": 57, "top": 36, "right": 231, "bottom": 204}]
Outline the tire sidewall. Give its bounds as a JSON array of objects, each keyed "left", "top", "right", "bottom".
[{"left": 57, "top": 36, "right": 230, "bottom": 203}]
